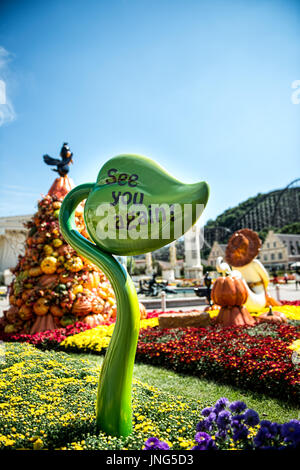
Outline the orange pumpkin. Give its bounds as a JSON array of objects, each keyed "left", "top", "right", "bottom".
[
  {"left": 50, "top": 305, "right": 65, "bottom": 318},
  {"left": 82, "top": 314, "right": 104, "bottom": 328},
  {"left": 72, "top": 296, "right": 93, "bottom": 316},
  {"left": 16, "top": 298, "right": 23, "bottom": 307},
  {"left": 65, "top": 256, "right": 83, "bottom": 272},
  {"left": 214, "top": 305, "right": 256, "bottom": 327},
  {"left": 9, "top": 294, "right": 17, "bottom": 305},
  {"left": 33, "top": 298, "right": 49, "bottom": 316},
  {"left": 29, "top": 266, "right": 43, "bottom": 277},
  {"left": 83, "top": 272, "right": 100, "bottom": 289},
  {"left": 22, "top": 290, "right": 32, "bottom": 302},
  {"left": 258, "top": 307, "right": 287, "bottom": 324},
  {"left": 92, "top": 297, "right": 105, "bottom": 314},
  {"left": 5, "top": 306, "right": 19, "bottom": 323},
  {"left": 18, "top": 304, "right": 33, "bottom": 320},
  {"left": 211, "top": 275, "right": 248, "bottom": 307},
  {"left": 52, "top": 201, "right": 61, "bottom": 210}
]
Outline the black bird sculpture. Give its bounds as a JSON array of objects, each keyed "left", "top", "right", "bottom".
[{"left": 43, "top": 143, "right": 73, "bottom": 177}]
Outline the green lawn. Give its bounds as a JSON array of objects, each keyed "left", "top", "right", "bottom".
[{"left": 71, "top": 352, "right": 300, "bottom": 424}]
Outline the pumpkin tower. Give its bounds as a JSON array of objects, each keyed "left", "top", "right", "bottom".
[{"left": 1, "top": 144, "right": 117, "bottom": 334}]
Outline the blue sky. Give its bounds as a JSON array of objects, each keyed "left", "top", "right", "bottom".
[{"left": 0, "top": 0, "right": 299, "bottom": 226}]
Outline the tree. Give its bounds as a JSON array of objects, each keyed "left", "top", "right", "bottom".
[{"left": 279, "top": 222, "right": 300, "bottom": 235}]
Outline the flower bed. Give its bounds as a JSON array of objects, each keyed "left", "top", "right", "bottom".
[
  {"left": 0, "top": 314, "right": 158, "bottom": 351},
  {"left": 136, "top": 322, "right": 300, "bottom": 403},
  {"left": 0, "top": 321, "right": 95, "bottom": 350},
  {"left": 60, "top": 318, "right": 159, "bottom": 353},
  {"left": 2, "top": 305, "right": 299, "bottom": 352},
  {"left": 281, "top": 301, "right": 300, "bottom": 306},
  {"left": 1, "top": 343, "right": 299, "bottom": 450},
  {"left": 207, "top": 305, "right": 300, "bottom": 321},
  {"left": 144, "top": 397, "right": 300, "bottom": 450}
]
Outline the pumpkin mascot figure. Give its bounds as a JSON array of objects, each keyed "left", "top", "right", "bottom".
[
  {"left": 225, "top": 229, "right": 282, "bottom": 312},
  {"left": 211, "top": 257, "right": 255, "bottom": 326}
]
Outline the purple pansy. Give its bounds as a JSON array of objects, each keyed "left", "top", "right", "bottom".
[
  {"left": 216, "top": 410, "right": 231, "bottom": 429},
  {"left": 193, "top": 432, "right": 216, "bottom": 450},
  {"left": 281, "top": 420, "right": 300, "bottom": 445},
  {"left": 201, "top": 406, "right": 213, "bottom": 417},
  {"left": 229, "top": 401, "right": 247, "bottom": 414},
  {"left": 214, "top": 397, "right": 229, "bottom": 413},
  {"left": 143, "top": 437, "right": 170, "bottom": 450},
  {"left": 243, "top": 409, "right": 260, "bottom": 426}
]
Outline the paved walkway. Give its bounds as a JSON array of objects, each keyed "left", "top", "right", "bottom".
[{"left": 267, "top": 283, "right": 300, "bottom": 302}]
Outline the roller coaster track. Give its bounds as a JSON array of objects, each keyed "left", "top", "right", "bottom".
[{"left": 204, "top": 178, "right": 300, "bottom": 246}]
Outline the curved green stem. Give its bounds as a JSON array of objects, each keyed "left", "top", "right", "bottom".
[{"left": 59, "top": 183, "right": 140, "bottom": 437}]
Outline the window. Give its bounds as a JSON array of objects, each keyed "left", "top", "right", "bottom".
[
  {"left": 271, "top": 253, "right": 275, "bottom": 260},
  {"left": 278, "top": 252, "right": 282, "bottom": 260},
  {"left": 273, "top": 242, "right": 276, "bottom": 247},
  {"left": 267, "top": 243, "right": 270, "bottom": 248},
  {"left": 264, "top": 255, "right": 268, "bottom": 261}
]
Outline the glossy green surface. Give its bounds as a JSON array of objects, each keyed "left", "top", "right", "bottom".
[
  {"left": 59, "top": 183, "right": 140, "bottom": 436},
  {"left": 84, "top": 154, "right": 209, "bottom": 255},
  {"left": 59, "top": 154, "right": 209, "bottom": 437}
]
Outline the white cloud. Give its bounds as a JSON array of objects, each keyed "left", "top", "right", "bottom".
[{"left": 0, "top": 46, "right": 16, "bottom": 126}]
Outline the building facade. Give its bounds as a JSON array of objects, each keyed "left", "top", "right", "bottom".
[
  {"left": 259, "top": 230, "right": 300, "bottom": 270},
  {"left": 0, "top": 215, "right": 31, "bottom": 282},
  {"left": 207, "top": 241, "right": 227, "bottom": 267}
]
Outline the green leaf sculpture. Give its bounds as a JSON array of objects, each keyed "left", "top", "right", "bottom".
[{"left": 59, "top": 154, "right": 209, "bottom": 437}]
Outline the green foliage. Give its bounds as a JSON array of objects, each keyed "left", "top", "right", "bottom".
[
  {"left": 78, "top": 354, "right": 300, "bottom": 425},
  {"left": 203, "top": 264, "right": 214, "bottom": 273},
  {"left": 0, "top": 343, "right": 203, "bottom": 450},
  {"left": 258, "top": 227, "right": 275, "bottom": 243},
  {"left": 279, "top": 222, "right": 300, "bottom": 235},
  {"left": 212, "top": 193, "right": 263, "bottom": 229}
]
